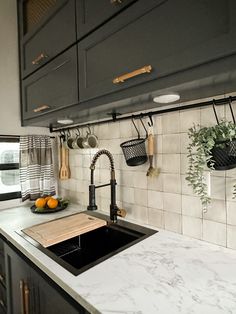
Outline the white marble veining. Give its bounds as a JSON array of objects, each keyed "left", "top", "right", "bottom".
[{"left": 1, "top": 205, "right": 236, "bottom": 314}]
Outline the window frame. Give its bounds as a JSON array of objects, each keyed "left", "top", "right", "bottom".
[{"left": 0, "top": 137, "right": 21, "bottom": 201}]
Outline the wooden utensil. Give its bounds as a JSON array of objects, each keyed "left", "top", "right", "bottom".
[
  {"left": 146, "top": 131, "right": 159, "bottom": 177},
  {"left": 65, "top": 147, "right": 71, "bottom": 178},
  {"left": 59, "top": 144, "right": 70, "bottom": 180}
]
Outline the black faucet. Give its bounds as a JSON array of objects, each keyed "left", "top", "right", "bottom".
[{"left": 87, "top": 149, "right": 126, "bottom": 223}]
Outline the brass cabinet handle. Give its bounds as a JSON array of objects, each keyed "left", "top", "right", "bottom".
[
  {"left": 24, "top": 283, "right": 30, "bottom": 314},
  {"left": 0, "top": 299, "right": 5, "bottom": 308},
  {"left": 113, "top": 65, "right": 152, "bottom": 84},
  {"left": 20, "top": 280, "right": 25, "bottom": 314},
  {"left": 32, "top": 53, "right": 48, "bottom": 65},
  {"left": 110, "top": 0, "right": 123, "bottom": 4},
  {"left": 0, "top": 273, "right": 4, "bottom": 283},
  {"left": 33, "top": 105, "right": 50, "bottom": 113}
]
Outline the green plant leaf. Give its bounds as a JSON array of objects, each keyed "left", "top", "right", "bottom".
[{"left": 185, "top": 120, "right": 236, "bottom": 211}]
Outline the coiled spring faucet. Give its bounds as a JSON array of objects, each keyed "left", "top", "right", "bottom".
[{"left": 87, "top": 149, "right": 126, "bottom": 222}]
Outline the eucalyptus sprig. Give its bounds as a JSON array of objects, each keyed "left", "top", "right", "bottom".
[{"left": 186, "top": 120, "right": 236, "bottom": 211}]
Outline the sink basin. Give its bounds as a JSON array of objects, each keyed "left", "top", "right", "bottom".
[{"left": 19, "top": 211, "right": 157, "bottom": 275}]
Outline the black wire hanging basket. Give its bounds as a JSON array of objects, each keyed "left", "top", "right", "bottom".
[
  {"left": 120, "top": 117, "right": 148, "bottom": 166},
  {"left": 209, "top": 98, "right": 236, "bottom": 170}
]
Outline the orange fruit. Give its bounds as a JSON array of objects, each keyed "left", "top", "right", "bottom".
[
  {"left": 35, "top": 198, "right": 47, "bottom": 208},
  {"left": 44, "top": 196, "right": 52, "bottom": 202},
  {"left": 47, "top": 198, "right": 58, "bottom": 209}
]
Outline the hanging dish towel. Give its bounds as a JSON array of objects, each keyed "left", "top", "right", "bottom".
[{"left": 19, "top": 135, "right": 56, "bottom": 201}]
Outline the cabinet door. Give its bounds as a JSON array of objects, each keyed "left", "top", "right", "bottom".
[
  {"left": 78, "top": 0, "right": 236, "bottom": 102},
  {"left": 0, "top": 240, "right": 5, "bottom": 288},
  {"left": 20, "top": 0, "right": 76, "bottom": 77},
  {"left": 76, "top": 0, "right": 136, "bottom": 39},
  {"left": 31, "top": 269, "right": 83, "bottom": 314},
  {"left": 4, "top": 244, "right": 34, "bottom": 314},
  {"left": 0, "top": 284, "right": 7, "bottom": 314},
  {"left": 22, "top": 45, "right": 78, "bottom": 120}
]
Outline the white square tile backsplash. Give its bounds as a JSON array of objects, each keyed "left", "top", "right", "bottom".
[
  {"left": 58, "top": 98, "right": 236, "bottom": 250},
  {"left": 182, "top": 216, "right": 202, "bottom": 240},
  {"left": 162, "top": 134, "right": 181, "bottom": 153},
  {"left": 203, "top": 220, "right": 226, "bottom": 247}
]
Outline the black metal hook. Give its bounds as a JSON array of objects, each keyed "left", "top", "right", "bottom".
[
  {"left": 139, "top": 116, "right": 148, "bottom": 139},
  {"left": 76, "top": 127, "right": 80, "bottom": 136},
  {"left": 131, "top": 117, "right": 140, "bottom": 138},
  {"left": 212, "top": 99, "right": 220, "bottom": 125},
  {"left": 148, "top": 114, "right": 153, "bottom": 127},
  {"left": 229, "top": 96, "right": 236, "bottom": 124},
  {"left": 86, "top": 125, "right": 91, "bottom": 135}
]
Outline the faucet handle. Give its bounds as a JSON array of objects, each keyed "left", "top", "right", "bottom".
[{"left": 117, "top": 208, "right": 127, "bottom": 218}]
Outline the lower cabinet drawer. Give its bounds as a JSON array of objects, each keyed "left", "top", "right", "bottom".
[
  {"left": 0, "top": 284, "right": 7, "bottom": 313},
  {"left": 0, "top": 254, "right": 5, "bottom": 288},
  {"left": 22, "top": 45, "right": 78, "bottom": 120}
]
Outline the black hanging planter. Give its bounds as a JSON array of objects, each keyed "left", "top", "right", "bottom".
[
  {"left": 209, "top": 98, "right": 236, "bottom": 170},
  {"left": 210, "top": 139, "right": 236, "bottom": 170}
]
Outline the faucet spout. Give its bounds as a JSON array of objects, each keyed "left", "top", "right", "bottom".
[{"left": 87, "top": 150, "right": 126, "bottom": 222}]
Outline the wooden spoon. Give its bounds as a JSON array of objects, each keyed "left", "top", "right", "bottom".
[
  {"left": 59, "top": 142, "right": 70, "bottom": 180},
  {"left": 65, "top": 147, "right": 71, "bottom": 179}
]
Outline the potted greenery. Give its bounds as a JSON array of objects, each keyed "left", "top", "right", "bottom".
[{"left": 186, "top": 120, "right": 236, "bottom": 211}]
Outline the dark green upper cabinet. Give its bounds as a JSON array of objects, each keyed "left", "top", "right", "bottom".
[
  {"left": 19, "top": 0, "right": 76, "bottom": 78},
  {"left": 78, "top": 0, "right": 236, "bottom": 102},
  {"left": 76, "top": 0, "right": 136, "bottom": 39},
  {"left": 22, "top": 46, "right": 78, "bottom": 120}
]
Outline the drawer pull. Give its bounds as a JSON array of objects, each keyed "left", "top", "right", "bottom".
[
  {"left": 33, "top": 105, "right": 50, "bottom": 113},
  {"left": 0, "top": 274, "right": 4, "bottom": 283},
  {"left": 110, "top": 0, "right": 123, "bottom": 4},
  {"left": 32, "top": 53, "right": 48, "bottom": 65},
  {"left": 0, "top": 299, "right": 5, "bottom": 308},
  {"left": 24, "top": 283, "right": 30, "bottom": 314},
  {"left": 20, "top": 280, "right": 25, "bottom": 314},
  {"left": 113, "top": 65, "right": 152, "bottom": 84}
]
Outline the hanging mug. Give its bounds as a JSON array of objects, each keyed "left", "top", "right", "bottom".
[
  {"left": 72, "top": 128, "right": 85, "bottom": 149},
  {"left": 65, "top": 130, "right": 76, "bottom": 149},
  {"left": 82, "top": 126, "right": 98, "bottom": 148}
]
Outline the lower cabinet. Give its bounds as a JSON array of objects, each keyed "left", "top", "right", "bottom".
[
  {"left": 4, "top": 242, "right": 88, "bottom": 314},
  {"left": 0, "top": 239, "right": 7, "bottom": 314}
]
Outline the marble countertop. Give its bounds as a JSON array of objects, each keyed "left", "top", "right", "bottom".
[{"left": 1, "top": 205, "right": 236, "bottom": 314}]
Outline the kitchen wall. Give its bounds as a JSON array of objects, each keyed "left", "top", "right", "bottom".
[
  {"left": 0, "top": 0, "right": 51, "bottom": 209},
  {"left": 3, "top": 1, "right": 235, "bottom": 249},
  {"left": 58, "top": 96, "right": 236, "bottom": 250},
  {"left": 0, "top": 0, "right": 48, "bottom": 136}
]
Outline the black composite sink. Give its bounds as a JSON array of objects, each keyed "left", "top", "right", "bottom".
[{"left": 20, "top": 211, "right": 157, "bottom": 275}]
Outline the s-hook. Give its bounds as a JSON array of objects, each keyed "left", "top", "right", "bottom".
[
  {"left": 229, "top": 97, "right": 236, "bottom": 124},
  {"left": 212, "top": 99, "right": 219, "bottom": 125},
  {"left": 148, "top": 114, "right": 153, "bottom": 127},
  {"left": 131, "top": 116, "right": 148, "bottom": 139}
]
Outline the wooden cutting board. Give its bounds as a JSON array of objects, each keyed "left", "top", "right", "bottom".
[{"left": 22, "top": 213, "right": 107, "bottom": 247}]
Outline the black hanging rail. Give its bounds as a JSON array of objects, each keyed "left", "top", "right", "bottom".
[
  {"left": 50, "top": 95, "right": 236, "bottom": 133},
  {"left": 0, "top": 135, "right": 55, "bottom": 140}
]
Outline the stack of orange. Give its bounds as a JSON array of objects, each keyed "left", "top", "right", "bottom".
[{"left": 35, "top": 196, "right": 58, "bottom": 209}]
